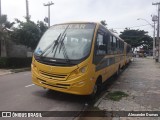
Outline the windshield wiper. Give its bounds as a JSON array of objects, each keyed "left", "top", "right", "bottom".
[
  {"left": 62, "top": 43, "right": 71, "bottom": 63},
  {"left": 52, "top": 26, "right": 71, "bottom": 64},
  {"left": 59, "top": 34, "right": 66, "bottom": 53},
  {"left": 52, "top": 33, "right": 66, "bottom": 57},
  {"left": 57, "top": 33, "right": 71, "bottom": 63},
  {"left": 39, "top": 33, "right": 61, "bottom": 57},
  {"left": 52, "top": 33, "right": 70, "bottom": 63},
  {"left": 39, "top": 25, "right": 71, "bottom": 64}
]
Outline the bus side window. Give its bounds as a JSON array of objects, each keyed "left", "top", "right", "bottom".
[
  {"left": 110, "top": 36, "right": 113, "bottom": 54},
  {"left": 96, "top": 33, "right": 106, "bottom": 55},
  {"left": 122, "top": 42, "right": 124, "bottom": 53},
  {"left": 113, "top": 37, "right": 116, "bottom": 54},
  {"left": 119, "top": 40, "right": 121, "bottom": 54},
  {"left": 120, "top": 41, "right": 123, "bottom": 54},
  {"left": 116, "top": 39, "right": 119, "bottom": 54},
  {"left": 105, "top": 33, "right": 110, "bottom": 54}
]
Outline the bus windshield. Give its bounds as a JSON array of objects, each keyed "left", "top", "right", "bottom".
[{"left": 34, "top": 23, "right": 95, "bottom": 61}]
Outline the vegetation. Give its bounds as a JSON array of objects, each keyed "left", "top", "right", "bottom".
[
  {"left": 0, "top": 15, "right": 15, "bottom": 29},
  {"left": 100, "top": 20, "right": 107, "bottom": 26},
  {"left": 105, "top": 91, "right": 128, "bottom": 101},
  {"left": 0, "top": 15, "right": 15, "bottom": 45},
  {"left": 1, "top": 15, "right": 48, "bottom": 51},
  {"left": 11, "top": 19, "right": 48, "bottom": 50},
  {"left": 0, "top": 57, "right": 32, "bottom": 68},
  {"left": 0, "top": 15, "right": 48, "bottom": 68},
  {"left": 120, "top": 28, "right": 153, "bottom": 51}
]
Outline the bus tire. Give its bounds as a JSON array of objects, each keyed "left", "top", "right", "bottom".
[
  {"left": 89, "top": 77, "right": 102, "bottom": 99},
  {"left": 116, "top": 66, "right": 120, "bottom": 76}
]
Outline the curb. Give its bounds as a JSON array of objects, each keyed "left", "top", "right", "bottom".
[
  {"left": 94, "top": 92, "right": 109, "bottom": 107},
  {"left": 0, "top": 71, "right": 13, "bottom": 76},
  {"left": 10, "top": 67, "right": 31, "bottom": 73},
  {"left": 0, "top": 67, "right": 31, "bottom": 76}
]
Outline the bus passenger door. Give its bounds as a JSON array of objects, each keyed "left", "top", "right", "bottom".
[{"left": 93, "top": 31, "right": 107, "bottom": 82}]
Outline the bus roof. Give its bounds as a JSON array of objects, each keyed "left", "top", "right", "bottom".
[{"left": 51, "top": 21, "right": 98, "bottom": 26}]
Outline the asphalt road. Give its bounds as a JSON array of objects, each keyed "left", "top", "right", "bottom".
[{"left": 0, "top": 71, "right": 89, "bottom": 120}]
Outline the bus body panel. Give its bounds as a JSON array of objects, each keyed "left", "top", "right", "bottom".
[
  {"left": 32, "top": 22, "right": 99, "bottom": 95},
  {"left": 32, "top": 22, "right": 132, "bottom": 95},
  {"left": 32, "top": 56, "right": 95, "bottom": 95}
]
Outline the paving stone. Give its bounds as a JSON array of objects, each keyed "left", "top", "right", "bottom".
[{"left": 96, "top": 58, "right": 160, "bottom": 119}]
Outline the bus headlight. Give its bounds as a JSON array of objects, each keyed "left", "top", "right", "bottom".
[
  {"left": 68, "top": 66, "right": 87, "bottom": 79},
  {"left": 79, "top": 66, "right": 87, "bottom": 73}
]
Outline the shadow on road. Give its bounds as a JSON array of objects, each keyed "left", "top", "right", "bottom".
[{"left": 32, "top": 89, "right": 88, "bottom": 103}]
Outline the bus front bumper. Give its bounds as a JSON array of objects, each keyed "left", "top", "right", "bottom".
[{"left": 32, "top": 71, "right": 94, "bottom": 95}]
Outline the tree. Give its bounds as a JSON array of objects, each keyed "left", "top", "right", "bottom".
[
  {"left": 119, "top": 28, "right": 153, "bottom": 51},
  {"left": 12, "top": 20, "right": 48, "bottom": 50},
  {"left": 0, "top": 15, "right": 15, "bottom": 56},
  {"left": 0, "top": 15, "right": 14, "bottom": 37},
  {"left": 100, "top": 20, "right": 107, "bottom": 27},
  {"left": 0, "top": 15, "right": 15, "bottom": 29},
  {"left": 141, "top": 35, "right": 153, "bottom": 51},
  {"left": 37, "top": 21, "right": 48, "bottom": 36}
]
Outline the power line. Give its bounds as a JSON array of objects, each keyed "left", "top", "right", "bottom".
[
  {"left": 0, "top": 0, "right": 1, "bottom": 17},
  {"left": 113, "top": 24, "right": 151, "bottom": 29}
]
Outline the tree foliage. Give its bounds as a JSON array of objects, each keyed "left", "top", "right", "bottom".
[
  {"left": 0, "top": 15, "right": 14, "bottom": 46},
  {"left": 37, "top": 21, "right": 48, "bottom": 37},
  {"left": 12, "top": 20, "right": 48, "bottom": 50},
  {"left": 100, "top": 20, "right": 107, "bottom": 26},
  {"left": 0, "top": 15, "right": 15, "bottom": 30},
  {"left": 119, "top": 28, "right": 153, "bottom": 50},
  {"left": 0, "top": 15, "right": 48, "bottom": 51}
]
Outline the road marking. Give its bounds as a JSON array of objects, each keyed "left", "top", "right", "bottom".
[{"left": 25, "top": 84, "right": 35, "bottom": 88}]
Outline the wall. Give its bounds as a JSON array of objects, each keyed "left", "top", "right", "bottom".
[{"left": 6, "top": 40, "right": 32, "bottom": 58}]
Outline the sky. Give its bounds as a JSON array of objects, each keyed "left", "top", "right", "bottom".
[{"left": 1, "top": 0, "right": 158, "bottom": 36}]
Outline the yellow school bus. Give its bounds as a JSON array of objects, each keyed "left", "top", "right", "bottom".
[{"left": 32, "top": 22, "right": 131, "bottom": 97}]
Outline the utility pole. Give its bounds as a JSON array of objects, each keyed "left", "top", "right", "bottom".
[
  {"left": 0, "top": 0, "right": 1, "bottom": 57},
  {"left": 152, "top": 15, "right": 158, "bottom": 59},
  {"left": 153, "top": 2, "right": 160, "bottom": 62},
  {"left": 137, "top": 18, "right": 156, "bottom": 58},
  {"left": 0, "top": 0, "right": 1, "bottom": 18},
  {"left": 26, "top": 0, "right": 30, "bottom": 22},
  {"left": 44, "top": 1, "right": 54, "bottom": 27}
]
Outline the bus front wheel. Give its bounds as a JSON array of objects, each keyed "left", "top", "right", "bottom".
[{"left": 89, "top": 77, "right": 102, "bottom": 99}]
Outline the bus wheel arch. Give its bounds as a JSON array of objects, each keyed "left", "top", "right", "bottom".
[
  {"left": 96, "top": 76, "right": 102, "bottom": 91},
  {"left": 89, "top": 75, "right": 102, "bottom": 99},
  {"left": 93, "top": 76, "right": 102, "bottom": 94},
  {"left": 116, "top": 65, "right": 121, "bottom": 76}
]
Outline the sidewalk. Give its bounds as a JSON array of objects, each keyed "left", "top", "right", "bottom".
[
  {"left": 0, "top": 67, "right": 30, "bottom": 76},
  {"left": 94, "top": 58, "right": 160, "bottom": 120},
  {"left": 0, "top": 69, "right": 12, "bottom": 76}
]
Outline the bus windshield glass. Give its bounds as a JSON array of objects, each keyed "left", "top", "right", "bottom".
[{"left": 34, "top": 23, "right": 95, "bottom": 61}]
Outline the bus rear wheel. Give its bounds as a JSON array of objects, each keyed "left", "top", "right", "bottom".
[{"left": 116, "top": 66, "right": 120, "bottom": 76}]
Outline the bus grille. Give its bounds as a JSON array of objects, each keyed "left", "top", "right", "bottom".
[
  {"left": 38, "top": 78, "right": 70, "bottom": 89},
  {"left": 39, "top": 70, "right": 68, "bottom": 80}
]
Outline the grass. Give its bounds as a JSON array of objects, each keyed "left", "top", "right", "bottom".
[
  {"left": 105, "top": 91, "right": 128, "bottom": 101},
  {"left": 78, "top": 106, "right": 105, "bottom": 118}
]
